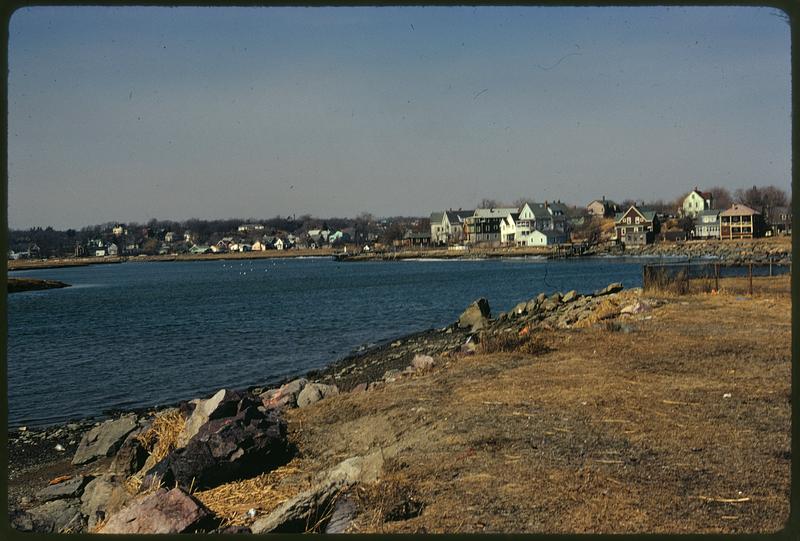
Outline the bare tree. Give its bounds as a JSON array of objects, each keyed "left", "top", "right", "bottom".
[
  {"left": 707, "top": 186, "right": 733, "bottom": 209},
  {"left": 478, "top": 198, "right": 503, "bottom": 209}
]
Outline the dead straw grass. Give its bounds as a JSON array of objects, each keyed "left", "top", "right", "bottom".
[
  {"left": 125, "top": 408, "right": 185, "bottom": 493},
  {"left": 193, "top": 458, "right": 309, "bottom": 527},
  {"left": 478, "top": 331, "right": 549, "bottom": 356},
  {"left": 572, "top": 298, "right": 621, "bottom": 329}
]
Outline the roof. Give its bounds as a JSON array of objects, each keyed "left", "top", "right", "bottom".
[
  {"left": 616, "top": 206, "right": 657, "bottom": 223},
  {"left": 697, "top": 209, "right": 720, "bottom": 217},
  {"left": 404, "top": 230, "right": 431, "bottom": 239},
  {"left": 720, "top": 204, "right": 760, "bottom": 217},
  {"left": 472, "top": 207, "right": 518, "bottom": 218},
  {"left": 430, "top": 212, "right": 444, "bottom": 223},
  {"left": 445, "top": 210, "right": 475, "bottom": 223},
  {"left": 525, "top": 203, "right": 552, "bottom": 219}
]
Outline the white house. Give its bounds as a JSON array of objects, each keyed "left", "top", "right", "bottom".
[
  {"left": 107, "top": 243, "right": 119, "bottom": 256},
  {"left": 112, "top": 224, "right": 125, "bottom": 236},
  {"left": 273, "top": 238, "right": 285, "bottom": 250},
  {"left": 681, "top": 188, "right": 714, "bottom": 218},
  {"left": 694, "top": 210, "right": 721, "bottom": 239},
  {"left": 529, "top": 230, "right": 568, "bottom": 246}
]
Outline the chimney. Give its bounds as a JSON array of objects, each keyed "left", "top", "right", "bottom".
[{"left": 602, "top": 195, "right": 605, "bottom": 202}]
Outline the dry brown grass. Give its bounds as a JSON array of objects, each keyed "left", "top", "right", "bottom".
[
  {"left": 477, "top": 331, "right": 549, "bottom": 356},
  {"left": 125, "top": 408, "right": 185, "bottom": 493},
  {"left": 193, "top": 458, "right": 309, "bottom": 527},
  {"left": 288, "top": 281, "right": 791, "bottom": 533}
]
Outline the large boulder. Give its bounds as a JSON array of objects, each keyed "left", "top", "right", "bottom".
[
  {"left": 593, "top": 282, "right": 624, "bottom": 297},
  {"left": 72, "top": 414, "right": 138, "bottom": 465},
  {"left": 458, "top": 298, "right": 491, "bottom": 331},
  {"left": 36, "top": 475, "right": 91, "bottom": 503},
  {"left": 141, "top": 396, "right": 290, "bottom": 491},
  {"left": 18, "top": 499, "right": 83, "bottom": 533},
  {"left": 260, "top": 378, "right": 308, "bottom": 410},
  {"left": 411, "top": 354, "right": 435, "bottom": 371},
  {"left": 176, "top": 389, "right": 242, "bottom": 448},
  {"left": 108, "top": 431, "right": 148, "bottom": 476},
  {"left": 98, "top": 488, "right": 213, "bottom": 534},
  {"left": 297, "top": 383, "right": 340, "bottom": 408},
  {"left": 80, "top": 475, "right": 131, "bottom": 531},
  {"left": 562, "top": 290, "right": 579, "bottom": 303}
]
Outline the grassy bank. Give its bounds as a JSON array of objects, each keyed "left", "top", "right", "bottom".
[{"left": 285, "top": 277, "right": 790, "bottom": 533}]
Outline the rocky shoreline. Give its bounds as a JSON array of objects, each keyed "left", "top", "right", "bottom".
[
  {"left": 7, "top": 281, "right": 643, "bottom": 533},
  {"left": 591, "top": 238, "right": 791, "bottom": 263}
]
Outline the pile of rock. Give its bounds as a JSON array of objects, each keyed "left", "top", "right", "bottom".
[
  {"left": 12, "top": 389, "right": 294, "bottom": 534},
  {"left": 617, "top": 239, "right": 791, "bottom": 264}
]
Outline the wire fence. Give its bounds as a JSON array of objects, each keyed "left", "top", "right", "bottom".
[{"left": 642, "top": 260, "right": 791, "bottom": 295}]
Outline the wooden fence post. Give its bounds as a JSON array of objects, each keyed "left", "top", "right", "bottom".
[
  {"left": 749, "top": 262, "right": 753, "bottom": 295},
  {"left": 714, "top": 263, "right": 719, "bottom": 291}
]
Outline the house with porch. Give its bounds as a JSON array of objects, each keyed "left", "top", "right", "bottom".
[
  {"left": 719, "top": 204, "right": 764, "bottom": 239},
  {"left": 465, "top": 207, "right": 519, "bottom": 245},
  {"left": 694, "top": 210, "right": 721, "bottom": 239}
]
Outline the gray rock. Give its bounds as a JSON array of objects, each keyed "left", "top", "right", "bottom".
[
  {"left": 251, "top": 454, "right": 381, "bottom": 534},
  {"left": 260, "top": 378, "right": 308, "bottom": 410},
  {"left": 176, "top": 388, "right": 242, "bottom": 448},
  {"left": 25, "top": 499, "right": 83, "bottom": 533},
  {"left": 72, "top": 414, "right": 138, "bottom": 465},
  {"left": 108, "top": 431, "right": 148, "bottom": 476},
  {"left": 80, "top": 475, "right": 131, "bottom": 531},
  {"left": 594, "top": 282, "right": 624, "bottom": 296},
  {"left": 562, "top": 290, "right": 579, "bottom": 303},
  {"left": 99, "top": 488, "right": 212, "bottom": 534},
  {"left": 458, "top": 298, "right": 491, "bottom": 331},
  {"left": 36, "top": 475, "right": 90, "bottom": 503},
  {"left": 511, "top": 301, "right": 528, "bottom": 316},
  {"left": 297, "top": 383, "right": 340, "bottom": 408},
  {"left": 548, "top": 292, "right": 562, "bottom": 304},
  {"left": 324, "top": 494, "right": 357, "bottom": 534}
]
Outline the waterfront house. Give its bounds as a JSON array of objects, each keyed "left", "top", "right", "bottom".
[
  {"left": 719, "top": 204, "right": 764, "bottom": 239},
  {"left": 107, "top": 243, "right": 119, "bottom": 256},
  {"left": 94, "top": 248, "right": 107, "bottom": 257},
  {"left": 251, "top": 240, "right": 268, "bottom": 251},
  {"left": 587, "top": 197, "right": 620, "bottom": 217},
  {"left": 430, "top": 210, "right": 473, "bottom": 245},
  {"left": 529, "top": 229, "right": 568, "bottom": 246},
  {"left": 112, "top": 224, "right": 126, "bottom": 236},
  {"left": 614, "top": 206, "right": 661, "bottom": 245},
  {"left": 767, "top": 206, "right": 792, "bottom": 236},
  {"left": 402, "top": 230, "right": 432, "bottom": 247},
  {"left": 465, "top": 207, "right": 518, "bottom": 245},
  {"left": 694, "top": 210, "right": 721, "bottom": 239},
  {"left": 500, "top": 213, "right": 522, "bottom": 245},
  {"left": 430, "top": 212, "right": 446, "bottom": 244},
  {"left": 164, "top": 231, "right": 176, "bottom": 243},
  {"left": 680, "top": 187, "right": 714, "bottom": 218},
  {"left": 273, "top": 238, "right": 285, "bottom": 250},
  {"left": 190, "top": 244, "right": 212, "bottom": 254}
]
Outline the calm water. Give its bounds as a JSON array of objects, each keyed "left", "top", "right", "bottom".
[{"left": 8, "top": 257, "right": 655, "bottom": 427}]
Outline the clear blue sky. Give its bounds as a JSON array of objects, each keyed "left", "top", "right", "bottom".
[{"left": 8, "top": 6, "right": 791, "bottom": 229}]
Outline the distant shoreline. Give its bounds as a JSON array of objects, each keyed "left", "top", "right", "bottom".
[{"left": 6, "top": 236, "right": 791, "bottom": 271}]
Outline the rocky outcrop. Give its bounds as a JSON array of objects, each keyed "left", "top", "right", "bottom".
[
  {"left": 458, "top": 298, "right": 491, "bottom": 331},
  {"left": 98, "top": 488, "right": 213, "bottom": 534},
  {"left": 72, "top": 414, "right": 138, "bottom": 465}
]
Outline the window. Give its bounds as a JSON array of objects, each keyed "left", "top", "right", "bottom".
[
  {"left": 627, "top": 217, "right": 631, "bottom": 224},
  {"left": 635, "top": 217, "right": 640, "bottom": 224}
]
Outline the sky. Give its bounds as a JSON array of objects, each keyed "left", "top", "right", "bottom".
[{"left": 7, "top": 6, "right": 792, "bottom": 229}]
